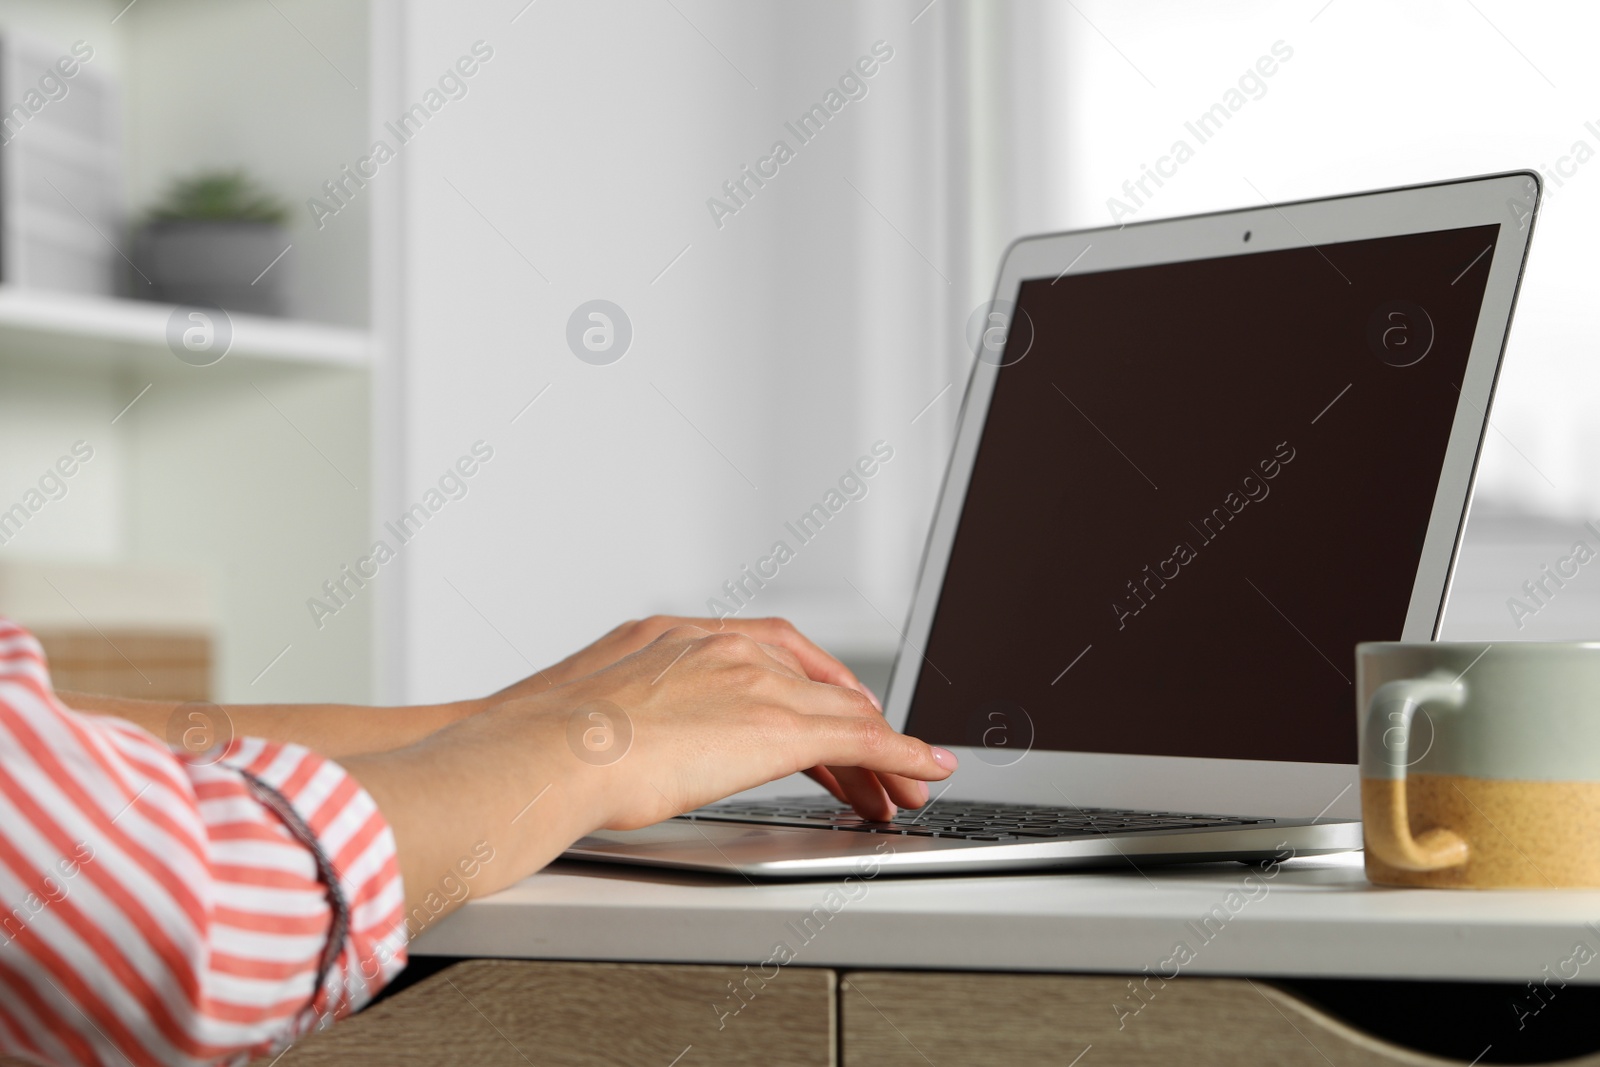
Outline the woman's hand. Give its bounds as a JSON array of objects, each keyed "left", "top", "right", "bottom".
[
  {"left": 343, "top": 625, "right": 957, "bottom": 919},
  {"left": 536, "top": 625, "right": 954, "bottom": 827},
  {"left": 493, "top": 615, "right": 915, "bottom": 819},
  {"left": 503, "top": 615, "right": 878, "bottom": 701}
]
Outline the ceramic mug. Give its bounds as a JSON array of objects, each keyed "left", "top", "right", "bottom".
[{"left": 1357, "top": 642, "right": 1600, "bottom": 888}]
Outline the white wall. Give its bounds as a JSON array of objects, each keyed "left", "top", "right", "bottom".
[
  {"left": 378, "top": 0, "right": 1075, "bottom": 703},
  {"left": 1060, "top": 0, "right": 1600, "bottom": 518}
]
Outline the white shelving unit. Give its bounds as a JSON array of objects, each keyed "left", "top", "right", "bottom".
[
  {"left": 0, "top": 286, "right": 371, "bottom": 368},
  {"left": 0, "top": 0, "right": 375, "bottom": 706}
]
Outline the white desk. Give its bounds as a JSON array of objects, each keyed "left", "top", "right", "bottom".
[{"left": 412, "top": 853, "right": 1600, "bottom": 985}]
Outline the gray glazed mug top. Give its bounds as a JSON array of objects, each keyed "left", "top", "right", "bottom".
[{"left": 1356, "top": 642, "right": 1600, "bottom": 783}]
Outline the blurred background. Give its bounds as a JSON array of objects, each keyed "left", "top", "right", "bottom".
[{"left": 0, "top": 0, "right": 1593, "bottom": 709}]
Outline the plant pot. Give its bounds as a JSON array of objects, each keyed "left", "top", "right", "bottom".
[{"left": 133, "top": 220, "right": 290, "bottom": 317}]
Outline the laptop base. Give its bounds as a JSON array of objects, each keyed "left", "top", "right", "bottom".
[{"left": 565, "top": 812, "right": 1362, "bottom": 879}]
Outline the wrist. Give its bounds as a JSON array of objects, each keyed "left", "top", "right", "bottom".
[
  {"left": 437, "top": 695, "right": 493, "bottom": 726},
  {"left": 495, "top": 697, "right": 619, "bottom": 838},
  {"left": 346, "top": 699, "right": 612, "bottom": 903}
]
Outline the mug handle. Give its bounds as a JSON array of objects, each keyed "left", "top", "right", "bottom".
[{"left": 1360, "top": 675, "right": 1469, "bottom": 872}]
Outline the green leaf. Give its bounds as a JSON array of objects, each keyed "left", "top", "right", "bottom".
[{"left": 146, "top": 170, "right": 289, "bottom": 225}]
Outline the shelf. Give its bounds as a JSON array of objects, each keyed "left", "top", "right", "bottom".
[{"left": 0, "top": 286, "right": 371, "bottom": 369}]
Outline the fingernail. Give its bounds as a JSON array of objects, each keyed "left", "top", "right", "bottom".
[{"left": 931, "top": 746, "right": 958, "bottom": 770}]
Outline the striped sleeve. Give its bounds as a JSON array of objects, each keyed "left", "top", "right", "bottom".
[{"left": 0, "top": 618, "right": 408, "bottom": 1067}]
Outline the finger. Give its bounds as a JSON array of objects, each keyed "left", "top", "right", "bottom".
[
  {"left": 757, "top": 619, "right": 880, "bottom": 708},
  {"left": 791, "top": 712, "right": 957, "bottom": 786},
  {"left": 783, "top": 677, "right": 929, "bottom": 803},
  {"left": 794, "top": 676, "right": 929, "bottom": 809},
  {"left": 697, "top": 617, "right": 882, "bottom": 710},
  {"left": 827, "top": 763, "right": 928, "bottom": 810},
  {"left": 756, "top": 642, "right": 807, "bottom": 680},
  {"left": 825, "top": 764, "right": 898, "bottom": 821},
  {"left": 649, "top": 624, "right": 713, "bottom": 652},
  {"left": 760, "top": 674, "right": 954, "bottom": 798},
  {"left": 803, "top": 765, "right": 849, "bottom": 805},
  {"left": 758, "top": 676, "right": 916, "bottom": 816},
  {"left": 679, "top": 631, "right": 798, "bottom": 681},
  {"left": 860, "top": 767, "right": 930, "bottom": 809}
]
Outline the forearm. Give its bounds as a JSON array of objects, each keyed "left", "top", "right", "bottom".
[
  {"left": 57, "top": 690, "right": 487, "bottom": 757},
  {"left": 340, "top": 701, "right": 603, "bottom": 917}
]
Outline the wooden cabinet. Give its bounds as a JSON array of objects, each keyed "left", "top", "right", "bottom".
[{"left": 273, "top": 962, "right": 1600, "bottom": 1067}]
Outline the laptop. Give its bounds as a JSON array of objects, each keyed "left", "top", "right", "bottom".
[{"left": 567, "top": 172, "right": 1541, "bottom": 878}]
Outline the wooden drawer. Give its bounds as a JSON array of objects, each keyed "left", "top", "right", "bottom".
[
  {"left": 277, "top": 959, "right": 835, "bottom": 1066},
  {"left": 840, "top": 971, "right": 1600, "bottom": 1067}
]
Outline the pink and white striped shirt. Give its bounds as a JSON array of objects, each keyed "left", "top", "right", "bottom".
[{"left": 0, "top": 618, "right": 408, "bottom": 1066}]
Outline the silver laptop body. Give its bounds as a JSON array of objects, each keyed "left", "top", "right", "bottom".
[{"left": 568, "top": 172, "right": 1541, "bottom": 878}]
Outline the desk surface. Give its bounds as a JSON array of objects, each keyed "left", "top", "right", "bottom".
[{"left": 413, "top": 853, "right": 1600, "bottom": 984}]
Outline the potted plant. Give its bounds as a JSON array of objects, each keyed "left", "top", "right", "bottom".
[{"left": 133, "top": 171, "right": 291, "bottom": 316}]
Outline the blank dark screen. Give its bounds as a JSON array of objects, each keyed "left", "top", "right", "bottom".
[{"left": 906, "top": 224, "right": 1500, "bottom": 765}]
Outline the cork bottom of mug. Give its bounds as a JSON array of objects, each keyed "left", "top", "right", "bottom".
[{"left": 1363, "top": 774, "right": 1600, "bottom": 888}]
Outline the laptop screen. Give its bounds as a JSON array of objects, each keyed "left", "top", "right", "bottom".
[{"left": 906, "top": 223, "right": 1500, "bottom": 765}]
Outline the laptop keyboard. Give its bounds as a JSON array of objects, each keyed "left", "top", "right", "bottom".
[{"left": 683, "top": 798, "right": 1275, "bottom": 842}]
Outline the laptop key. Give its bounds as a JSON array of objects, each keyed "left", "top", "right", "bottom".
[{"left": 685, "top": 798, "right": 1274, "bottom": 840}]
